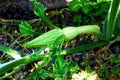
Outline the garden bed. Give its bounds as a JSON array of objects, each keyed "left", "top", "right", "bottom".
[{"left": 0, "top": 0, "right": 120, "bottom": 80}]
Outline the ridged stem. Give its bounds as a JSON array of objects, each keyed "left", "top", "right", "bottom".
[{"left": 0, "top": 41, "right": 108, "bottom": 76}]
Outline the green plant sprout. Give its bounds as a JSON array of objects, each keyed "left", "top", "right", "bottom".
[
  {"left": 0, "top": 0, "right": 120, "bottom": 79},
  {"left": 30, "top": 0, "right": 57, "bottom": 29},
  {"left": 19, "top": 21, "right": 40, "bottom": 36}
]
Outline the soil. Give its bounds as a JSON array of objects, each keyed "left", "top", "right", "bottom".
[{"left": 0, "top": 0, "right": 70, "bottom": 20}]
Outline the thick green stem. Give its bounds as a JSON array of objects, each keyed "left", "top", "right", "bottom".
[
  {"left": 0, "top": 53, "right": 49, "bottom": 74},
  {"left": 0, "top": 44, "right": 26, "bottom": 58},
  {"left": 61, "top": 41, "right": 108, "bottom": 55},
  {"left": 106, "top": 0, "right": 120, "bottom": 39},
  {"left": 0, "top": 40, "right": 108, "bottom": 76},
  {"left": 0, "top": 56, "right": 29, "bottom": 74}
]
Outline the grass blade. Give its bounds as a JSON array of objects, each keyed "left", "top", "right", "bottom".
[{"left": 106, "top": 0, "right": 120, "bottom": 39}]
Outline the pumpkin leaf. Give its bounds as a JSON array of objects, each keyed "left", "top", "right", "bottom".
[
  {"left": 82, "top": 5, "right": 90, "bottom": 14},
  {"left": 69, "top": 0, "right": 82, "bottom": 12},
  {"left": 30, "top": 0, "right": 46, "bottom": 18},
  {"left": 19, "top": 21, "right": 40, "bottom": 36},
  {"left": 30, "top": 0, "right": 57, "bottom": 28}
]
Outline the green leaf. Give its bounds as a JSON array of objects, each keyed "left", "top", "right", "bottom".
[
  {"left": 23, "top": 28, "right": 64, "bottom": 47},
  {"left": 114, "top": 36, "right": 120, "bottom": 42},
  {"left": 80, "top": 0, "right": 87, "bottom": 4},
  {"left": 69, "top": 0, "right": 82, "bottom": 12},
  {"left": 111, "top": 54, "right": 120, "bottom": 64},
  {"left": 117, "top": 12, "right": 120, "bottom": 29},
  {"left": 30, "top": 0, "right": 46, "bottom": 18},
  {"left": 73, "top": 14, "right": 82, "bottom": 23},
  {"left": 69, "top": 0, "right": 88, "bottom": 12},
  {"left": 82, "top": 5, "right": 90, "bottom": 14},
  {"left": 106, "top": 0, "right": 120, "bottom": 39},
  {"left": 118, "top": 54, "right": 120, "bottom": 58},
  {"left": 30, "top": 0, "right": 57, "bottom": 28},
  {"left": 111, "top": 67, "right": 120, "bottom": 74},
  {"left": 99, "top": 66, "right": 108, "bottom": 76},
  {"left": 19, "top": 21, "right": 40, "bottom": 36},
  {"left": 55, "top": 52, "right": 69, "bottom": 75}
]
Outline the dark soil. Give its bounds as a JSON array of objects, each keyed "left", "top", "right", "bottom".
[
  {"left": 0, "top": 0, "right": 69, "bottom": 20},
  {"left": 0, "top": 0, "right": 36, "bottom": 20}
]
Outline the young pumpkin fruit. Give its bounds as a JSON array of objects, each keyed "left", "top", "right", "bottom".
[{"left": 24, "top": 25, "right": 104, "bottom": 47}]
